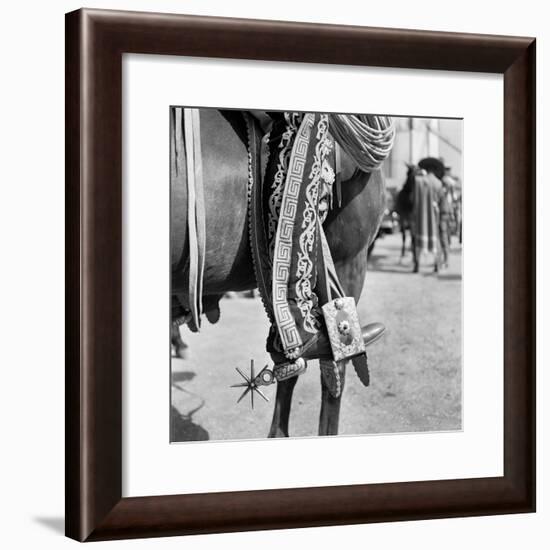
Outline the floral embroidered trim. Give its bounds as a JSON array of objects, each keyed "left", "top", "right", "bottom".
[{"left": 294, "top": 114, "right": 331, "bottom": 334}]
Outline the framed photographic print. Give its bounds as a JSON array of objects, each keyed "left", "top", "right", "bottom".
[{"left": 65, "top": 8, "right": 536, "bottom": 542}]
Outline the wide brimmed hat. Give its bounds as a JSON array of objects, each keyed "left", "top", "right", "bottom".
[{"left": 418, "top": 157, "right": 445, "bottom": 180}]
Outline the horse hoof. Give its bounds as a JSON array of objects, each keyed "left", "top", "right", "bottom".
[
  {"left": 176, "top": 345, "right": 189, "bottom": 359},
  {"left": 267, "top": 429, "right": 289, "bottom": 438}
]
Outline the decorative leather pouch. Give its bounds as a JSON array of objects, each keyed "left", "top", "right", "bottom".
[{"left": 322, "top": 297, "right": 366, "bottom": 362}]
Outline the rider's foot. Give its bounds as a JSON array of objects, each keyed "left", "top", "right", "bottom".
[
  {"left": 270, "top": 321, "right": 386, "bottom": 366},
  {"left": 361, "top": 322, "right": 386, "bottom": 347}
]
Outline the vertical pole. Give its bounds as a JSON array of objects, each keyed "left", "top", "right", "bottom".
[{"left": 408, "top": 117, "right": 414, "bottom": 163}]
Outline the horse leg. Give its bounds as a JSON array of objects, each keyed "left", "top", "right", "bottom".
[
  {"left": 316, "top": 240, "right": 369, "bottom": 436},
  {"left": 318, "top": 361, "right": 347, "bottom": 436},
  {"left": 400, "top": 224, "right": 406, "bottom": 258},
  {"left": 171, "top": 322, "right": 188, "bottom": 359},
  {"left": 268, "top": 376, "right": 299, "bottom": 438},
  {"left": 367, "top": 239, "right": 376, "bottom": 260},
  {"left": 412, "top": 234, "right": 420, "bottom": 272}
]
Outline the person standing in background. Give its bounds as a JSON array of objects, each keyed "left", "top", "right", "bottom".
[
  {"left": 438, "top": 168, "right": 455, "bottom": 269},
  {"left": 412, "top": 157, "right": 444, "bottom": 273}
]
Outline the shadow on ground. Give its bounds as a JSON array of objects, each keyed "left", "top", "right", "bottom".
[
  {"left": 171, "top": 370, "right": 210, "bottom": 442},
  {"left": 436, "top": 273, "right": 462, "bottom": 281},
  {"left": 170, "top": 405, "right": 209, "bottom": 442},
  {"left": 172, "top": 371, "right": 196, "bottom": 383},
  {"left": 368, "top": 252, "right": 416, "bottom": 274}
]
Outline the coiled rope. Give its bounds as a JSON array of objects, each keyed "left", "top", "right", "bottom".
[{"left": 328, "top": 114, "right": 395, "bottom": 172}]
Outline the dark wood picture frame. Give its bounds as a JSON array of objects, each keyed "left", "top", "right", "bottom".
[{"left": 66, "top": 8, "right": 536, "bottom": 542}]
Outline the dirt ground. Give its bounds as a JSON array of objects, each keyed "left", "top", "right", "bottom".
[{"left": 171, "top": 232, "right": 462, "bottom": 442}]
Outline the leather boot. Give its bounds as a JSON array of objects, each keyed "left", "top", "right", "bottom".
[{"left": 270, "top": 322, "right": 386, "bottom": 366}]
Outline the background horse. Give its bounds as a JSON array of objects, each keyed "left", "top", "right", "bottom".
[
  {"left": 395, "top": 164, "right": 416, "bottom": 260},
  {"left": 171, "top": 109, "right": 386, "bottom": 437}
]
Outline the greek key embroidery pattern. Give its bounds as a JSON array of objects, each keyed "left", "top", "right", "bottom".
[
  {"left": 272, "top": 114, "right": 314, "bottom": 352},
  {"left": 267, "top": 113, "right": 300, "bottom": 261}
]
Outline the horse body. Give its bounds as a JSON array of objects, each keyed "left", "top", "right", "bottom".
[
  {"left": 395, "top": 166, "right": 416, "bottom": 260},
  {"left": 171, "top": 109, "right": 386, "bottom": 437}
]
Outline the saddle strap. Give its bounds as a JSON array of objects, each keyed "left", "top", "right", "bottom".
[
  {"left": 335, "top": 142, "right": 343, "bottom": 208},
  {"left": 318, "top": 217, "right": 345, "bottom": 300},
  {"left": 244, "top": 113, "right": 274, "bottom": 322},
  {"left": 183, "top": 108, "right": 206, "bottom": 329}
]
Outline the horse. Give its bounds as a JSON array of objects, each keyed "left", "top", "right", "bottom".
[
  {"left": 171, "top": 109, "right": 386, "bottom": 437},
  {"left": 395, "top": 164, "right": 416, "bottom": 261}
]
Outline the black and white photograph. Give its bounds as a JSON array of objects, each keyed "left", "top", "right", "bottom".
[{"left": 170, "top": 108, "right": 463, "bottom": 442}]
